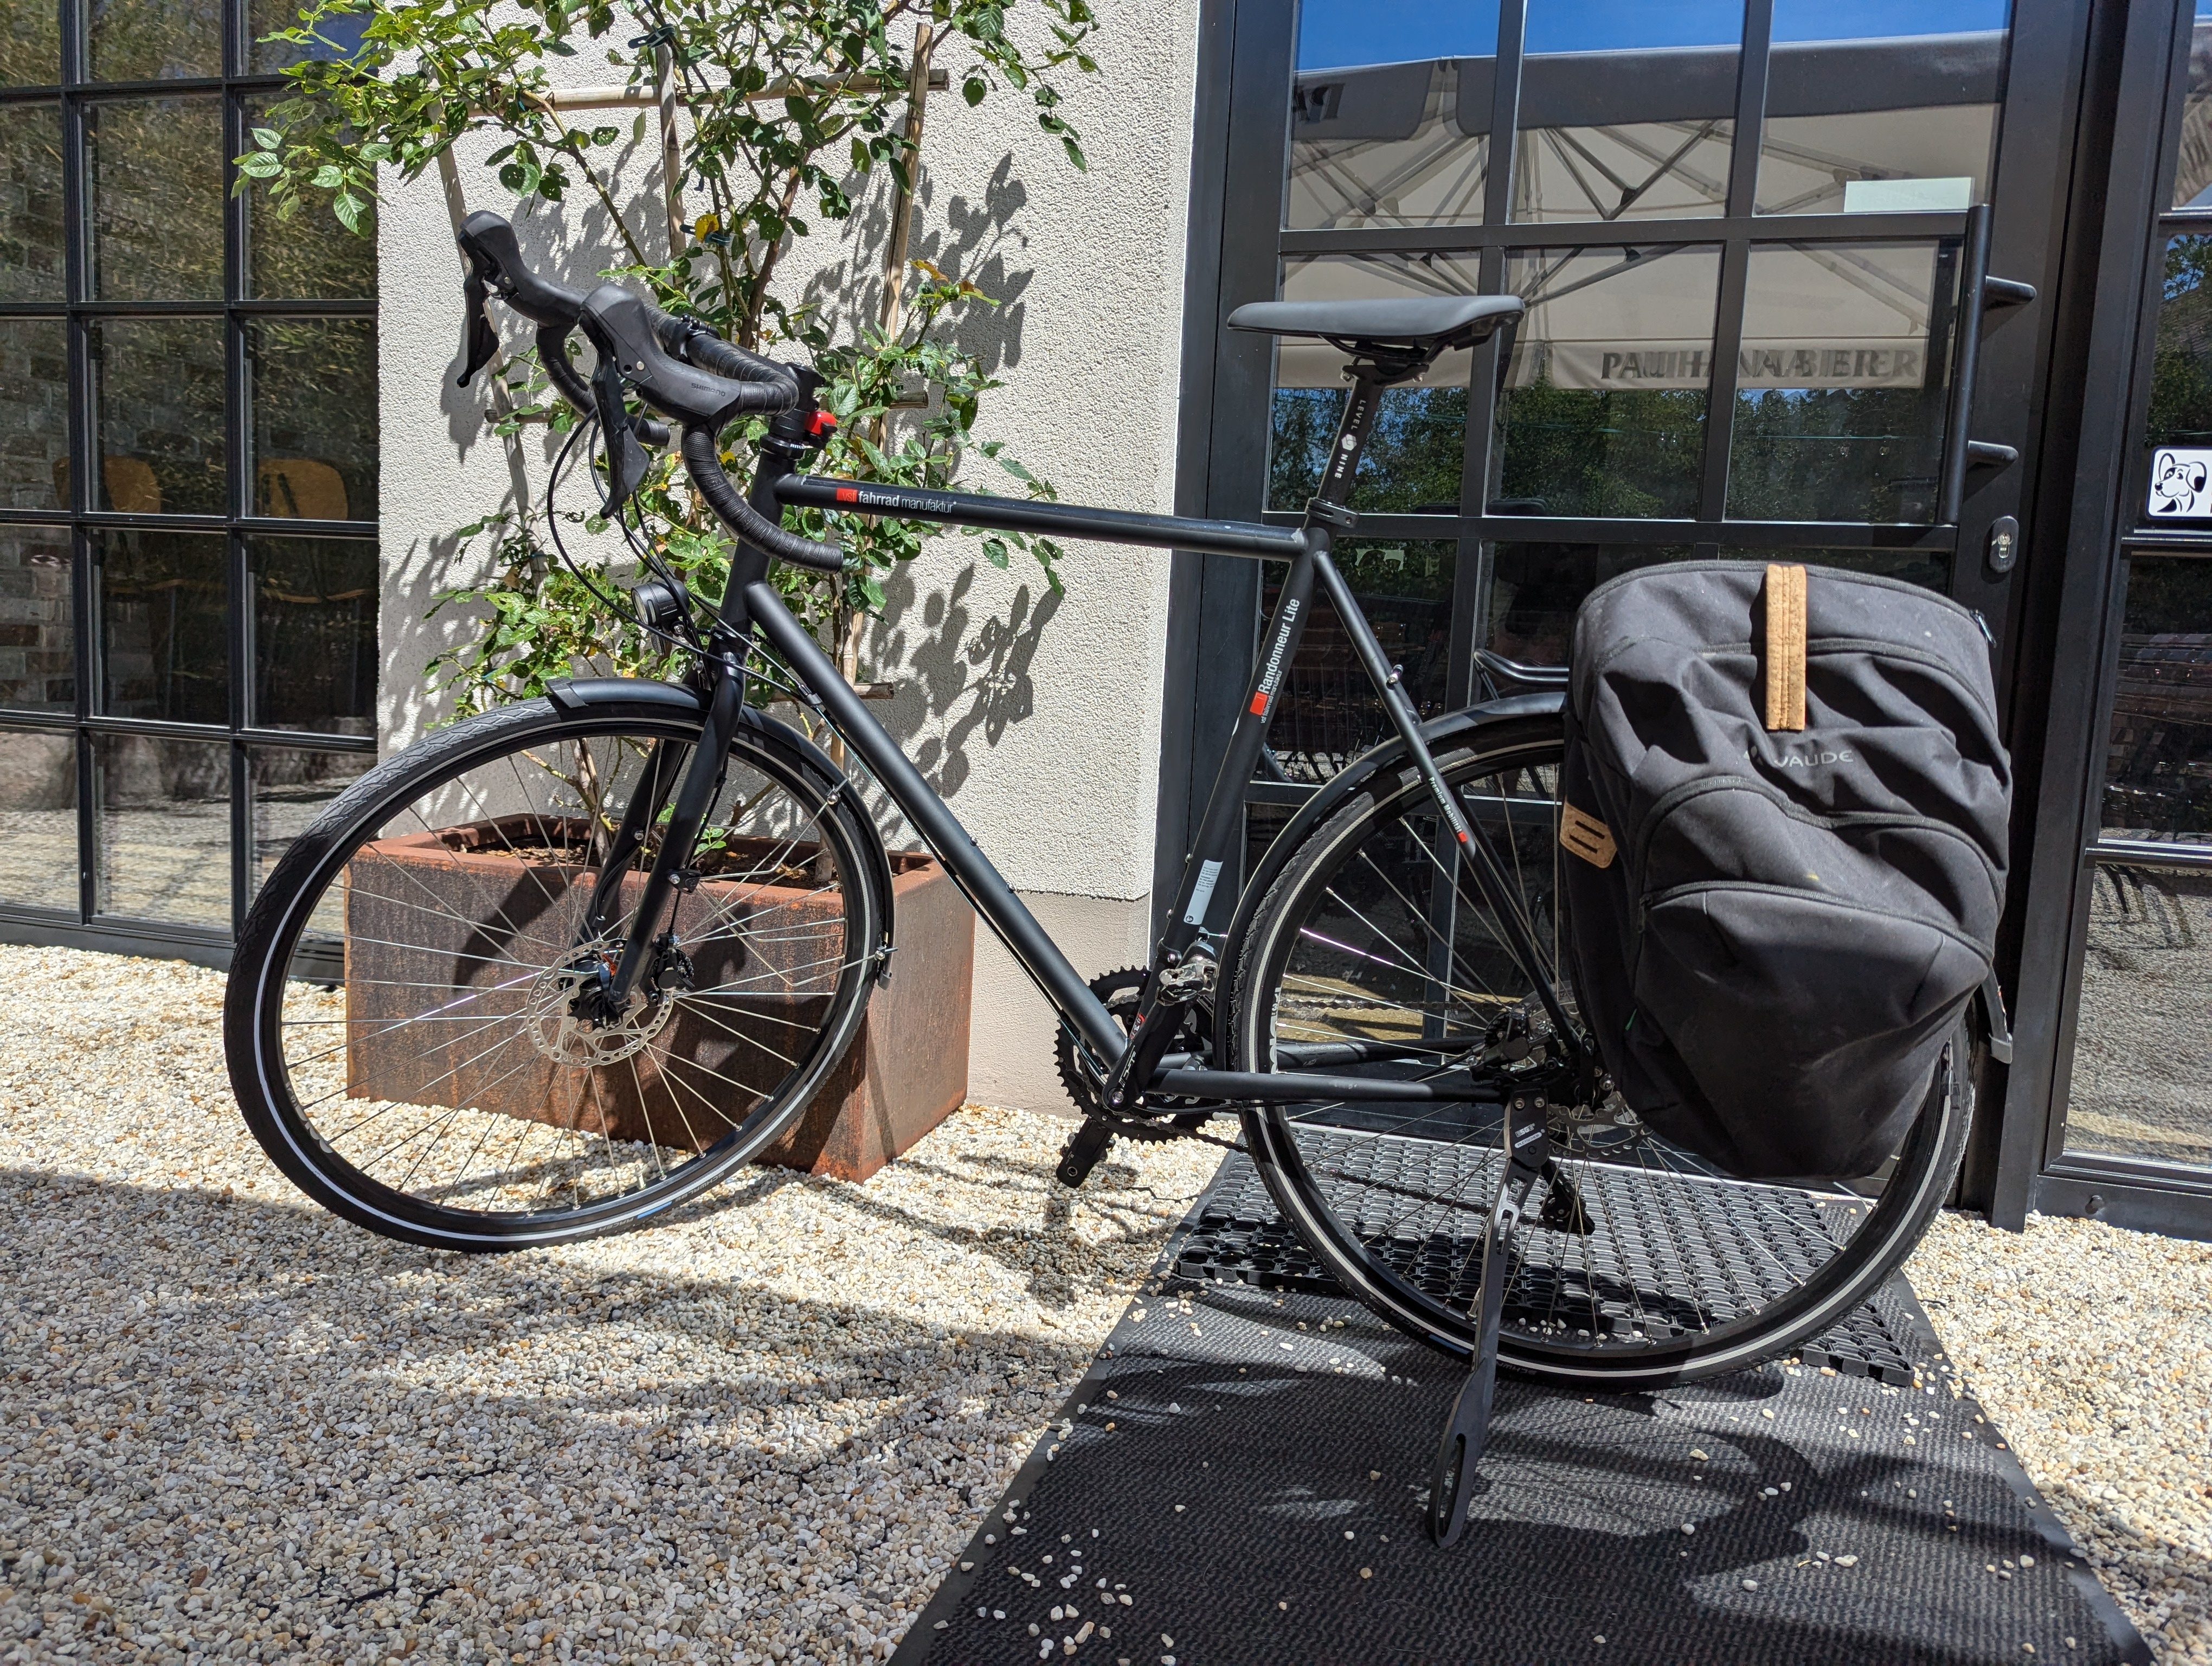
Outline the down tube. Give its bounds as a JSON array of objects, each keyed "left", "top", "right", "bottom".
[{"left": 743, "top": 580, "right": 1125, "bottom": 1060}]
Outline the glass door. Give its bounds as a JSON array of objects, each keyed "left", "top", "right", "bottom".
[{"left": 1168, "top": 0, "right": 2082, "bottom": 919}]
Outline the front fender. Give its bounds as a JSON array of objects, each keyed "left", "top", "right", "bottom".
[
  {"left": 543, "top": 677, "right": 897, "bottom": 973},
  {"left": 1212, "top": 691, "right": 1564, "bottom": 1062}
]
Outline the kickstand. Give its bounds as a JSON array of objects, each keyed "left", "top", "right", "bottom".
[{"left": 1427, "top": 1093, "right": 1552, "bottom": 1547}]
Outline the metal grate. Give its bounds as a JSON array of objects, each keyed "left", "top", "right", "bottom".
[{"left": 1174, "top": 1135, "right": 1918, "bottom": 1385}]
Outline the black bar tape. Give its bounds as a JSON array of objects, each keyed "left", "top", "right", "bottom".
[
  {"left": 650, "top": 311, "right": 799, "bottom": 392},
  {"left": 679, "top": 428, "right": 846, "bottom": 574}
]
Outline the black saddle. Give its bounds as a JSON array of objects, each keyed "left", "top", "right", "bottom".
[{"left": 1227, "top": 295, "right": 1523, "bottom": 354}]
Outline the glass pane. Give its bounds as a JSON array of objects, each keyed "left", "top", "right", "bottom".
[
  {"left": 0, "top": 728, "right": 77, "bottom": 909},
  {"left": 1726, "top": 240, "right": 1959, "bottom": 523},
  {"left": 247, "top": 103, "right": 376, "bottom": 299},
  {"left": 253, "top": 536, "right": 375, "bottom": 733},
  {"left": 98, "top": 528, "right": 228, "bottom": 724},
  {"left": 94, "top": 731, "right": 230, "bottom": 926},
  {"left": 2145, "top": 236, "right": 2212, "bottom": 492},
  {"left": 1756, "top": 0, "right": 2010, "bottom": 216},
  {"left": 2065, "top": 862, "right": 2212, "bottom": 1167},
  {"left": 0, "top": 104, "right": 63, "bottom": 301},
  {"left": 2174, "top": 2, "right": 2212, "bottom": 208},
  {"left": 1494, "top": 244, "right": 1721, "bottom": 518},
  {"left": 0, "top": 318, "right": 69, "bottom": 512},
  {"left": 0, "top": 526, "right": 73, "bottom": 712},
  {"left": 250, "top": 318, "right": 377, "bottom": 522},
  {"left": 1483, "top": 541, "right": 1694, "bottom": 667},
  {"left": 2102, "top": 555, "right": 2212, "bottom": 841},
  {"left": 1514, "top": 3, "right": 1738, "bottom": 222},
  {"left": 1289, "top": 2, "right": 1497, "bottom": 231},
  {"left": 1269, "top": 255, "right": 1474, "bottom": 513},
  {"left": 250, "top": 0, "right": 371, "bottom": 73},
  {"left": 1261, "top": 540, "right": 1458, "bottom": 783},
  {"left": 94, "top": 316, "right": 226, "bottom": 515},
  {"left": 88, "top": 97, "right": 224, "bottom": 302},
  {"left": 250, "top": 745, "right": 371, "bottom": 934},
  {"left": 1725, "top": 546, "right": 1951, "bottom": 591},
  {"left": 89, "top": 0, "right": 222, "bottom": 80},
  {"left": 0, "top": 1, "right": 61, "bottom": 85}
]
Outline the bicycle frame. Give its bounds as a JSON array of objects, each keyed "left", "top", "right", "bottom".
[{"left": 601, "top": 365, "right": 1576, "bottom": 1111}]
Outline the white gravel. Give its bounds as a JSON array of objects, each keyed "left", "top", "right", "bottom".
[
  {"left": 1910, "top": 1210, "right": 2212, "bottom": 1664},
  {"left": 0, "top": 944, "right": 1220, "bottom": 1664}
]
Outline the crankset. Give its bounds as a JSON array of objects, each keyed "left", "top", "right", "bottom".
[{"left": 1052, "top": 966, "right": 1233, "bottom": 1187}]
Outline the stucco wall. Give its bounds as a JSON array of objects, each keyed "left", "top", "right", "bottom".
[{"left": 376, "top": 2, "right": 1202, "bottom": 1112}]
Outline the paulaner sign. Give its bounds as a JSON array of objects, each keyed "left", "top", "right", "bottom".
[{"left": 1519, "top": 340, "right": 1930, "bottom": 391}]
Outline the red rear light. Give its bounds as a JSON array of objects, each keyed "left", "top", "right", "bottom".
[{"left": 806, "top": 409, "right": 839, "bottom": 438}]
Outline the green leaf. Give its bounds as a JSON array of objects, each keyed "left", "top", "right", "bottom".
[
  {"left": 310, "top": 162, "right": 346, "bottom": 189},
  {"left": 962, "top": 74, "right": 986, "bottom": 106},
  {"left": 331, "top": 189, "right": 368, "bottom": 233},
  {"left": 235, "top": 151, "right": 285, "bottom": 178},
  {"left": 252, "top": 126, "right": 283, "bottom": 150}
]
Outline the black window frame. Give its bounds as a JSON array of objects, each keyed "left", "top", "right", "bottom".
[{"left": 0, "top": 0, "right": 376, "bottom": 962}]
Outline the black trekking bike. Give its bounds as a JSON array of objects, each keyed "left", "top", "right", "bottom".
[{"left": 224, "top": 214, "right": 1971, "bottom": 1533}]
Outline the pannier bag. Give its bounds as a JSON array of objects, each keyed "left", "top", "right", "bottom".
[{"left": 1558, "top": 561, "right": 2010, "bottom": 1180}]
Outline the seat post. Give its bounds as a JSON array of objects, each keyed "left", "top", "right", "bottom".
[{"left": 1307, "top": 364, "right": 1393, "bottom": 522}]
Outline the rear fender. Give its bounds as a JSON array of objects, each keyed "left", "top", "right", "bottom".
[
  {"left": 1212, "top": 691, "right": 1564, "bottom": 1064},
  {"left": 544, "top": 677, "right": 898, "bottom": 976}
]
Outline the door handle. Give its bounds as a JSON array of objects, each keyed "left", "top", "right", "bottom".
[{"left": 1938, "top": 203, "right": 2036, "bottom": 526}]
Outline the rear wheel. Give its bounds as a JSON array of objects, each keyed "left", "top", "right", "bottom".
[
  {"left": 1226, "top": 715, "right": 1969, "bottom": 1387},
  {"left": 224, "top": 697, "right": 883, "bottom": 1250}
]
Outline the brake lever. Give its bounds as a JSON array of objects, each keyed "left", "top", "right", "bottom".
[
  {"left": 589, "top": 348, "right": 652, "bottom": 511},
  {"left": 458, "top": 259, "right": 501, "bottom": 389}
]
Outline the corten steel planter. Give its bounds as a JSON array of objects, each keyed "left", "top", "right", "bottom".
[{"left": 343, "top": 819, "right": 972, "bottom": 1182}]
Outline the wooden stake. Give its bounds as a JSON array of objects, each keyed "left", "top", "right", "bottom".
[{"left": 655, "top": 42, "right": 686, "bottom": 255}]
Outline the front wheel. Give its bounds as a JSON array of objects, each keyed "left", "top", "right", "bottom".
[
  {"left": 1224, "top": 714, "right": 1970, "bottom": 1388},
  {"left": 224, "top": 697, "right": 884, "bottom": 1250}
]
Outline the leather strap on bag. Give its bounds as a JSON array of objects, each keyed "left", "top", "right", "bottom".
[{"left": 1763, "top": 562, "right": 1808, "bottom": 732}]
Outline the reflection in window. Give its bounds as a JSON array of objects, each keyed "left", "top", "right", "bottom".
[
  {"left": 89, "top": 0, "right": 222, "bottom": 81},
  {"left": 2102, "top": 555, "right": 2212, "bottom": 841},
  {"left": 1268, "top": 255, "right": 1473, "bottom": 513},
  {"left": 1755, "top": 0, "right": 2009, "bottom": 216},
  {"left": 99, "top": 530, "right": 228, "bottom": 725},
  {"left": 254, "top": 537, "right": 376, "bottom": 733},
  {"left": 1514, "top": 0, "right": 1738, "bottom": 223},
  {"left": 0, "top": 319, "right": 69, "bottom": 513},
  {"left": 1, "top": 104, "right": 63, "bottom": 302},
  {"left": 0, "top": 527, "right": 74, "bottom": 713},
  {"left": 2172, "top": 4, "right": 2212, "bottom": 208},
  {"left": 2065, "top": 861, "right": 2212, "bottom": 1168},
  {"left": 1261, "top": 542, "right": 1457, "bottom": 782},
  {"left": 88, "top": 98, "right": 226, "bottom": 302},
  {"left": 2146, "top": 238, "right": 2212, "bottom": 464},
  {"left": 250, "top": 319, "right": 378, "bottom": 522},
  {"left": 1, "top": 3, "right": 61, "bottom": 85},
  {"left": 1726, "top": 547, "right": 1950, "bottom": 592},
  {"left": 0, "top": 729, "right": 77, "bottom": 909},
  {"left": 94, "top": 732, "right": 233, "bottom": 925},
  {"left": 1288, "top": 2, "right": 1497, "bottom": 230},
  {"left": 1482, "top": 542, "right": 1694, "bottom": 668},
  {"left": 1726, "top": 241, "right": 1957, "bottom": 523},
  {"left": 248, "top": 102, "right": 376, "bottom": 299},
  {"left": 250, "top": 0, "right": 372, "bottom": 72},
  {"left": 250, "top": 746, "right": 371, "bottom": 932},
  {"left": 94, "top": 317, "right": 227, "bottom": 515},
  {"left": 1494, "top": 245, "right": 1720, "bottom": 519}
]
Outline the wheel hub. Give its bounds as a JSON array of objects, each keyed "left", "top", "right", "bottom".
[{"left": 525, "top": 947, "right": 679, "bottom": 1068}]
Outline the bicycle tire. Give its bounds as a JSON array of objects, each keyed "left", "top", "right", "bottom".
[
  {"left": 1225, "top": 713, "right": 1971, "bottom": 1388},
  {"left": 225, "top": 696, "right": 884, "bottom": 1251}
]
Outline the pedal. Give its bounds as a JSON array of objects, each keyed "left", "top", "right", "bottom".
[{"left": 1054, "top": 1117, "right": 1116, "bottom": 1189}]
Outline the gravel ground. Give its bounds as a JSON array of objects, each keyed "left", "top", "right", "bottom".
[
  {"left": 3, "top": 943, "right": 2209, "bottom": 1665},
  {"left": 0, "top": 945, "right": 1219, "bottom": 1665},
  {"left": 1909, "top": 1210, "right": 2212, "bottom": 1664}
]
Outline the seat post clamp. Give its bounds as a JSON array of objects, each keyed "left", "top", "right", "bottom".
[{"left": 1305, "top": 499, "right": 1360, "bottom": 533}]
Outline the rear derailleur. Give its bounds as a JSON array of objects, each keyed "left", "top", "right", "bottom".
[{"left": 1052, "top": 961, "right": 1220, "bottom": 1188}]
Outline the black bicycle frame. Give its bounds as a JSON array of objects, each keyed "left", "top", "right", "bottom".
[{"left": 613, "top": 367, "right": 1567, "bottom": 1110}]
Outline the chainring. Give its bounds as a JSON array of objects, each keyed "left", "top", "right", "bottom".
[{"left": 1053, "top": 965, "right": 1218, "bottom": 1141}]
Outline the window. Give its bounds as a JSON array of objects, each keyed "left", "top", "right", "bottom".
[{"left": 0, "top": 0, "right": 375, "bottom": 946}]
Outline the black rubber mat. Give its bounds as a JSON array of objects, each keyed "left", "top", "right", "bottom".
[{"left": 895, "top": 1162, "right": 2150, "bottom": 1666}]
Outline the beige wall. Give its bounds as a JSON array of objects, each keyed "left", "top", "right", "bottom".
[{"left": 376, "top": 2, "right": 1203, "bottom": 1111}]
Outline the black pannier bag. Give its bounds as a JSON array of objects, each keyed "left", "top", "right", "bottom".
[{"left": 1558, "top": 561, "right": 2010, "bottom": 1180}]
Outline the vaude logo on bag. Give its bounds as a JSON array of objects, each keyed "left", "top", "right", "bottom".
[{"left": 1746, "top": 745, "right": 1856, "bottom": 769}]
